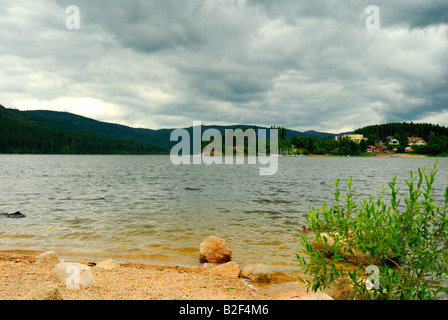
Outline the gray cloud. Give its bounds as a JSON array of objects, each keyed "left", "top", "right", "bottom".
[{"left": 0, "top": 0, "right": 446, "bottom": 132}]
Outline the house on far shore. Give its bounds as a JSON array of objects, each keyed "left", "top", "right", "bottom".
[
  {"left": 335, "top": 134, "right": 365, "bottom": 144},
  {"left": 408, "top": 137, "right": 427, "bottom": 146},
  {"left": 367, "top": 144, "right": 388, "bottom": 153},
  {"left": 405, "top": 146, "right": 414, "bottom": 152},
  {"left": 389, "top": 138, "right": 400, "bottom": 145}
]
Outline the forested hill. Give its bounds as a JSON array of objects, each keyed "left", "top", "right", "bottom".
[
  {"left": 354, "top": 122, "right": 448, "bottom": 142},
  {"left": 19, "top": 109, "right": 340, "bottom": 149},
  {"left": 353, "top": 122, "right": 448, "bottom": 155},
  {"left": 22, "top": 109, "right": 165, "bottom": 147},
  {"left": 3, "top": 104, "right": 448, "bottom": 156},
  {"left": 0, "top": 105, "right": 168, "bottom": 154}
]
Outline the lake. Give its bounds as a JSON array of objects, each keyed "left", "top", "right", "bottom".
[{"left": 1, "top": 154, "right": 447, "bottom": 279}]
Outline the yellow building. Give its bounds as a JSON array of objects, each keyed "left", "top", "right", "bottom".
[{"left": 335, "top": 134, "right": 365, "bottom": 144}]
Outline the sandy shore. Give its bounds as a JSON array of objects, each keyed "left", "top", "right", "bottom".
[{"left": 0, "top": 251, "right": 310, "bottom": 300}]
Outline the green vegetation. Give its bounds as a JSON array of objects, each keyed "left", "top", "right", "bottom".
[
  {"left": 0, "top": 121, "right": 168, "bottom": 154},
  {"left": 297, "top": 161, "right": 448, "bottom": 300},
  {"left": 3, "top": 105, "right": 448, "bottom": 156},
  {"left": 289, "top": 122, "right": 448, "bottom": 156},
  {"left": 355, "top": 122, "right": 448, "bottom": 142},
  {"left": 290, "top": 135, "right": 362, "bottom": 156},
  {"left": 355, "top": 122, "right": 448, "bottom": 156},
  {"left": 413, "top": 133, "right": 448, "bottom": 156},
  {"left": 19, "top": 109, "right": 171, "bottom": 148},
  {"left": 200, "top": 127, "right": 274, "bottom": 155},
  {"left": 0, "top": 105, "right": 168, "bottom": 154}
]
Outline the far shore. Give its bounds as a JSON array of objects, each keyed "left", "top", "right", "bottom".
[
  {"left": 288, "top": 153, "right": 429, "bottom": 158},
  {"left": 0, "top": 152, "right": 437, "bottom": 157}
]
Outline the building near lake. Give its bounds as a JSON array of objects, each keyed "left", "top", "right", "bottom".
[
  {"left": 335, "top": 134, "right": 365, "bottom": 144},
  {"left": 389, "top": 138, "right": 400, "bottom": 145},
  {"left": 367, "top": 144, "right": 388, "bottom": 153},
  {"left": 408, "top": 137, "right": 427, "bottom": 146}
]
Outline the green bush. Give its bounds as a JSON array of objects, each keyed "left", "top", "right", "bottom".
[{"left": 297, "top": 160, "right": 448, "bottom": 300}]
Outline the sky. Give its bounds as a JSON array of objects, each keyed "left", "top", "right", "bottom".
[{"left": 0, "top": 0, "right": 447, "bottom": 133}]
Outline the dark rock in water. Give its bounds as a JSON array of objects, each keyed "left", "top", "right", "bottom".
[{"left": 1, "top": 211, "right": 26, "bottom": 218}]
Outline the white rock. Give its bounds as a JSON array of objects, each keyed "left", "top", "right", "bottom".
[{"left": 52, "top": 262, "right": 96, "bottom": 288}]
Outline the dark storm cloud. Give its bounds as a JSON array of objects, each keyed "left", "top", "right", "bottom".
[
  {"left": 382, "top": 0, "right": 448, "bottom": 29},
  {"left": 0, "top": 0, "right": 447, "bottom": 132}
]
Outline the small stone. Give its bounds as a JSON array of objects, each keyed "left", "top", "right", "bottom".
[
  {"left": 209, "top": 262, "right": 240, "bottom": 278},
  {"left": 96, "top": 259, "right": 120, "bottom": 270},
  {"left": 36, "top": 251, "right": 61, "bottom": 266},
  {"left": 241, "top": 264, "right": 272, "bottom": 283},
  {"left": 199, "top": 236, "right": 232, "bottom": 263},
  {"left": 23, "top": 282, "right": 64, "bottom": 300}
]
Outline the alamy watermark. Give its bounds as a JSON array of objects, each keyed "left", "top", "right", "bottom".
[
  {"left": 64, "top": 5, "right": 380, "bottom": 31},
  {"left": 366, "top": 265, "right": 380, "bottom": 290},
  {"left": 65, "top": 265, "right": 80, "bottom": 290},
  {"left": 365, "top": 5, "right": 380, "bottom": 29},
  {"left": 66, "top": 5, "right": 80, "bottom": 30},
  {"left": 170, "top": 121, "right": 279, "bottom": 175}
]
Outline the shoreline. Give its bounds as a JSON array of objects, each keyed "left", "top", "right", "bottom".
[
  {"left": 0, "top": 153, "right": 435, "bottom": 157},
  {"left": 302, "top": 153, "right": 429, "bottom": 158},
  {"left": 0, "top": 250, "right": 310, "bottom": 300}
]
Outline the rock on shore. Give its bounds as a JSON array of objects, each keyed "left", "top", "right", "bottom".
[
  {"left": 23, "top": 282, "right": 64, "bottom": 300},
  {"left": 241, "top": 264, "right": 273, "bottom": 283},
  {"left": 209, "top": 262, "right": 241, "bottom": 278},
  {"left": 199, "top": 236, "right": 232, "bottom": 263},
  {"left": 36, "top": 251, "right": 61, "bottom": 267},
  {"left": 52, "top": 262, "right": 96, "bottom": 288}
]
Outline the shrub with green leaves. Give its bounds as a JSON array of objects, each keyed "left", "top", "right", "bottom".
[{"left": 297, "top": 160, "right": 448, "bottom": 300}]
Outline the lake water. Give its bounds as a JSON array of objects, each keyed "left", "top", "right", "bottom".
[{"left": 1, "top": 155, "right": 447, "bottom": 279}]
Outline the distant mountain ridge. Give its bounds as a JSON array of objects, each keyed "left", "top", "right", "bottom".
[
  {"left": 20, "top": 109, "right": 344, "bottom": 150},
  {"left": 10, "top": 105, "right": 448, "bottom": 156},
  {"left": 0, "top": 106, "right": 168, "bottom": 154}
]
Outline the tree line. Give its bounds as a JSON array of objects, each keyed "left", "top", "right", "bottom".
[
  {"left": 0, "top": 121, "right": 168, "bottom": 154},
  {"left": 354, "top": 122, "right": 448, "bottom": 156},
  {"left": 291, "top": 135, "right": 362, "bottom": 155},
  {"left": 289, "top": 122, "right": 448, "bottom": 156},
  {"left": 354, "top": 122, "right": 448, "bottom": 142}
]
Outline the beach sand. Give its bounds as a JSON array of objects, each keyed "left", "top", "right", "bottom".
[{"left": 0, "top": 251, "right": 309, "bottom": 300}]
